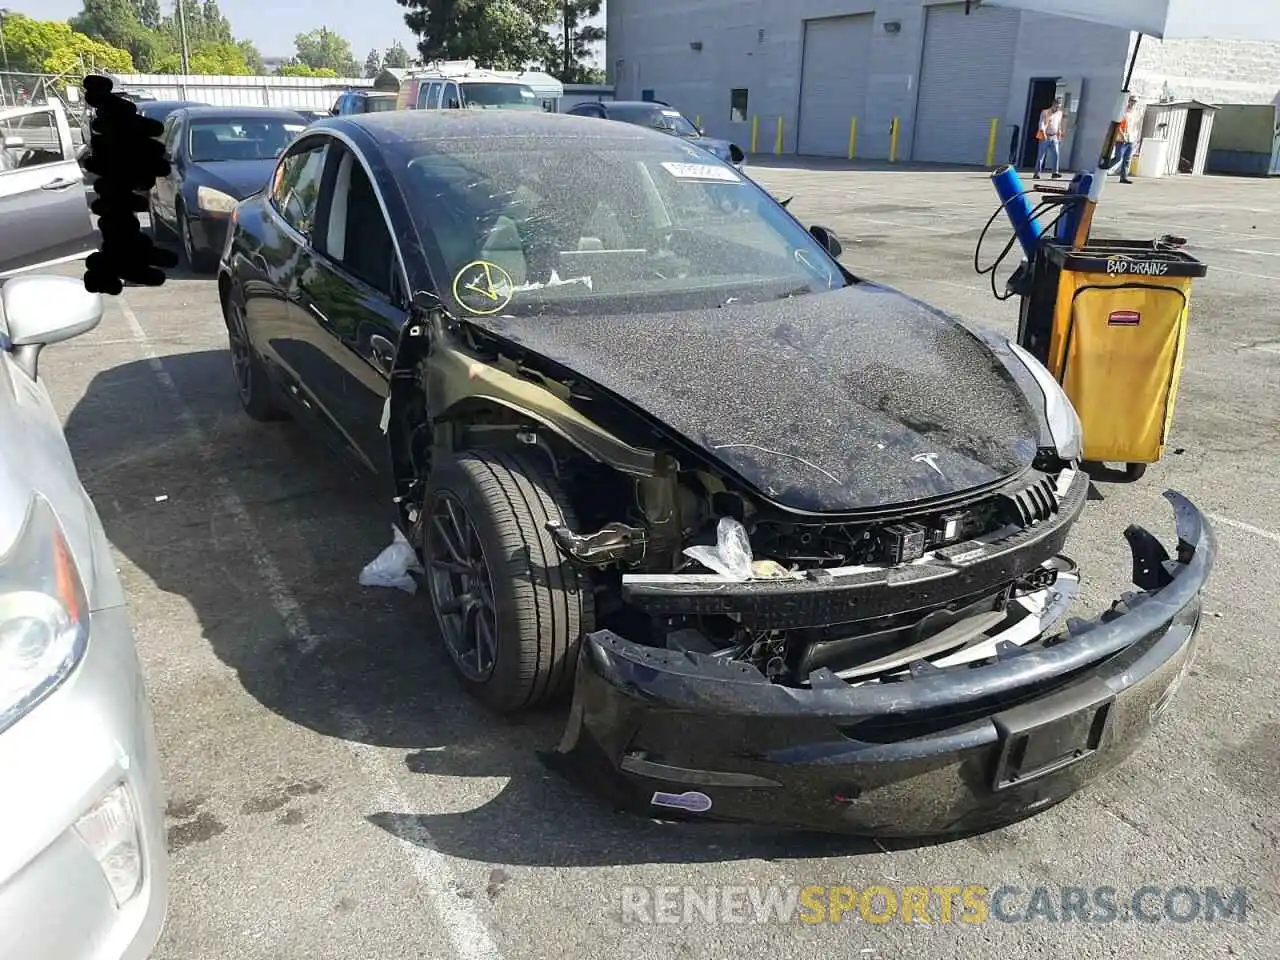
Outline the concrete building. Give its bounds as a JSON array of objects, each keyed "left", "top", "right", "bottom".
[{"left": 605, "top": 0, "right": 1280, "bottom": 170}]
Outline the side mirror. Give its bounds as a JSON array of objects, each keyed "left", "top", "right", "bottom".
[
  {"left": 3, "top": 275, "right": 104, "bottom": 379},
  {"left": 809, "top": 224, "right": 842, "bottom": 258},
  {"left": 3, "top": 136, "right": 24, "bottom": 150}
]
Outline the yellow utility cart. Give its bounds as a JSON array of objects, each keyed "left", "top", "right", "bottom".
[{"left": 1015, "top": 238, "right": 1208, "bottom": 481}]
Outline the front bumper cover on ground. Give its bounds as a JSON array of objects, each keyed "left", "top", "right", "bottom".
[{"left": 552, "top": 491, "right": 1215, "bottom": 837}]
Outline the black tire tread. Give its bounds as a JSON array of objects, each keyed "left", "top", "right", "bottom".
[{"left": 445, "top": 447, "right": 593, "bottom": 712}]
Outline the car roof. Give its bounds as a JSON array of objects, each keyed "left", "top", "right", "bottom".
[
  {"left": 606, "top": 101, "right": 671, "bottom": 110},
  {"left": 179, "top": 106, "right": 307, "bottom": 119},
  {"left": 321, "top": 109, "right": 670, "bottom": 147}
]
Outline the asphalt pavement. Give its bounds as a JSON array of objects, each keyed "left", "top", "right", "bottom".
[{"left": 39, "top": 163, "right": 1278, "bottom": 959}]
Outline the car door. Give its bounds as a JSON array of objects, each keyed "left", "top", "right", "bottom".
[
  {"left": 296, "top": 141, "right": 407, "bottom": 475},
  {"left": 0, "top": 105, "right": 97, "bottom": 276},
  {"left": 254, "top": 134, "right": 353, "bottom": 446},
  {"left": 152, "top": 113, "right": 184, "bottom": 229}
]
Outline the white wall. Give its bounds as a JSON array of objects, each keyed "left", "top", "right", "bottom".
[
  {"left": 1130, "top": 38, "right": 1280, "bottom": 106},
  {"left": 607, "top": 0, "right": 1131, "bottom": 164}
]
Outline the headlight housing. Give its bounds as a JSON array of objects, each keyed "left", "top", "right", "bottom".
[
  {"left": 0, "top": 495, "right": 89, "bottom": 734},
  {"left": 1008, "top": 340, "right": 1084, "bottom": 461},
  {"left": 196, "top": 185, "right": 238, "bottom": 215}
]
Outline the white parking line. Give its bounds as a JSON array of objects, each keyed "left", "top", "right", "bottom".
[
  {"left": 115, "top": 293, "right": 503, "bottom": 960},
  {"left": 1208, "top": 514, "right": 1280, "bottom": 547}
]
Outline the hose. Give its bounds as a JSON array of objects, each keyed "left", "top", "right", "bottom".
[{"left": 973, "top": 190, "right": 1074, "bottom": 302}]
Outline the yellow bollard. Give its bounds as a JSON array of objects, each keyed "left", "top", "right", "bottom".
[
  {"left": 986, "top": 117, "right": 1000, "bottom": 168},
  {"left": 751, "top": 115, "right": 759, "bottom": 153},
  {"left": 848, "top": 117, "right": 858, "bottom": 160},
  {"left": 889, "top": 117, "right": 900, "bottom": 163},
  {"left": 774, "top": 115, "right": 784, "bottom": 155}
]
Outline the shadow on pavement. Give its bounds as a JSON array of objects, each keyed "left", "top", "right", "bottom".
[{"left": 64, "top": 347, "right": 942, "bottom": 867}]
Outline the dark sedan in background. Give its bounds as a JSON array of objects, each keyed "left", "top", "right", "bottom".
[
  {"left": 149, "top": 105, "right": 307, "bottom": 270},
  {"left": 566, "top": 100, "right": 747, "bottom": 170}
]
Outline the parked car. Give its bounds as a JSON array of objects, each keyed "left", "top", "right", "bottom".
[
  {"left": 330, "top": 91, "right": 398, "bottom": 116},
  {"left": 0, "top": 274, "right": 169, "bottom": 956},
  {"left": 149, "top": 105, "right": 308, "bottom": 271},
  {"left": 0, "top": 103, "right": 98, "bottom": 278},
  {"left": 397, "top": 71, "right": 543, "bottom": 111},
  {"left": 567, "top": 100, "right": 747, "bottom": 170},
  {"left": 215, "top": 110, "right": 1214, "bottom": 837}
]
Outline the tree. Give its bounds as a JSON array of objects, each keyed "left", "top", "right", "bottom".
[
  {"left": 294, "top": 28, "right": 359, "bottom": 76},
  {"left": 363, "top": 48, "right": 382, "bottom": 78},
  {"left": 153, "top": 39, "right": 250, "bottom": 74},
  {"left": 397, "top": 0, "right": 558, "bottom": 70},
  {"left": 383, "top": 40, "right": 410, "bottom": 68},
  {"left": 70, "top": 0, "right": 159, "bottom": 69},
  {"left": 237, "top": 38, "right": 264, "bottom": 74},
  {"left": 133, "top": 0, "right": 161, "bottom": 31},
  {"left": 549, "top": 0, "right": 603, "bottom": 84},
  {"left": 199, "top": 0, "right": 233, "bottom": 44},
  {"left": 278, "top": 62, "right": 339, "bottom": 78},
  {"left": 3, "top": 13, "right": 135, "bottom": 75}
]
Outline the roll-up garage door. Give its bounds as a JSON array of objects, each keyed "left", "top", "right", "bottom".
[
  {"left": 913, "top": 2, "right": 1020, "bottom": 164},
  {"left": 797, "top": 14, "right": 873, "bottom": 157}
]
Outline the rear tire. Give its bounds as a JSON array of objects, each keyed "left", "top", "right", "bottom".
[
  {"left": 1125, "top": 463, "right": 1148, "bottom": 482},
  {"left": 223, "top": 291, "right": 286, "bottom": 422},
  {"left": 422, "top": 447, "right": 594, "bottom": 715}
]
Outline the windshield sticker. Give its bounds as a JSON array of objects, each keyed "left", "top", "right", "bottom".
[
  {"left": 661, "top": 109, "right": 682, "bottom": 117},
  {"left": 660, "top": 161, "right": 741, "bottom": 183},
  {"left": 452, "top": 260, "right": 515, "bottom": 315}
]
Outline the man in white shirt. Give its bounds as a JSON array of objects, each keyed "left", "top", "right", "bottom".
[
  {"left": 1111, "top": 95, "right": 1141, "bottom": 183},
  {"left": 1034, "top": 97, "right": 1066, "bottom": 180}
]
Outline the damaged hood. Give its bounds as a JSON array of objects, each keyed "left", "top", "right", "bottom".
[{"left": 470, "top": 283, "right": 1043, "bottom": 513}]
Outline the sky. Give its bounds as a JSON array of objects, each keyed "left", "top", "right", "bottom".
[{"left": 12, "top": 0, "right": 604, "bottom": 67}]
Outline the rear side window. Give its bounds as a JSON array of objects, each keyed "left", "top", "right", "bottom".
[
  {"left": 419, "top": 82, "right": 442, "bottom": 110},
  {"left": 271, "top": 138, "right": 330, "bottom": 238}
]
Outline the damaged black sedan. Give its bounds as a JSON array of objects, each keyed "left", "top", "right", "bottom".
[{"left": 216, "top": 110, "right": 1215, "bottom": 837}]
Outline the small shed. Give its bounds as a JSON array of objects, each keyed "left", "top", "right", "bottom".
[
  {"left": 1140, "top": 100, "right": 1220, "bottom": 176},
  {"left": 1206, "top": 104, "right": 1280, "bottom": 177}
]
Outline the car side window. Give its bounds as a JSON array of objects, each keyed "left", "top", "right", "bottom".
[
  {"left": 0, "top": 108, "right": 63, "bottom": 170},
  {"left": 331, "top": 154, "right": 396, "bottom": 295},
  {"left": 271, "top": 138, "right": 330, "bottom": 239},
  {"left": 443, "top": 83, "right": 461, "bottom": 109},
  {"left": 162, "top": 115, "right": 182, "bottom": 158}
]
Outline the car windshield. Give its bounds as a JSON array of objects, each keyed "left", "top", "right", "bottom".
[
  {"left": 188, "top": 117, "right": 306, "bottom": 161},
  {"left": 392, "top": 135, "right": 844, "bottom": 318},
  {"left": 461, "top": 82, "right": 540, "bottom": 109},
  {"left": 612, "top": 106, "right": 700, "bottom": 138},
  {"left": 365, "top": 97, "right": 398, "bottom": 113}
]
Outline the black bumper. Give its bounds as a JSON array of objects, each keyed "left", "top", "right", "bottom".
[
  {"left": 552, "top": 491, "right": 1215, "bottom": 837},
  {"left": 189, "top": 214, "right": 229, "bottom": 258}
]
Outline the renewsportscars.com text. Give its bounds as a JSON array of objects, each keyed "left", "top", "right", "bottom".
[{"left": 619, "top": 884, "right": 1252, "bottom": 926}]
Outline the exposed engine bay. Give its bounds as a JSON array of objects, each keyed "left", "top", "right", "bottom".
[{"left": 538, "top": 443, "right": 1086, "bottom": 690}]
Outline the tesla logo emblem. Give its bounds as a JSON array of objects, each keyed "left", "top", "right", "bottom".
[{"left": 913, "top": 453, "right": 946, "bottom": 479}]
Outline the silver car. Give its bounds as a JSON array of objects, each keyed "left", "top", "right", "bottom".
[
  {"left": 0, "top": 102, "right": 99, "bottom": 277},
  {"left": 0, "top": 274, "right": 168, "bottom": 957}
]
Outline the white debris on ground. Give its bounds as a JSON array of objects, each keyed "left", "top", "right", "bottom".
[{"left": 359, "top": 526, "right": 423, "bottom": 595}]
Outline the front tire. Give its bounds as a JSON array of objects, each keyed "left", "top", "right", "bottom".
[
  {"left": 178, "top": 201, "right": 214, "bottom": 272},
  {"left": 422, "top": 447, "right": 594, "bottom": 715}
]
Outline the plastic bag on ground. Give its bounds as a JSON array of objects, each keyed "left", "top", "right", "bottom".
[
  {"left": 683, "top": 517, "right": 754, "bottom": 581},
  {"left": 360, "top": 525, "right": 423, "bottom": 595}
]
